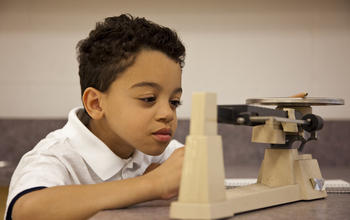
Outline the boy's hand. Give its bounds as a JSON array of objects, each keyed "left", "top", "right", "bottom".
[{"left": 144, "top": 147, "right": 184, "bottom": 200}]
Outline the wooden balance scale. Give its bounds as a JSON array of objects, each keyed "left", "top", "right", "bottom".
[{"left": 170, "top": 92, "right": 344, "bottom": 219}]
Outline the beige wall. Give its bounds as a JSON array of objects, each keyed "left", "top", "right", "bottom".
[{"left": 0, "top": 0, "right": 349, "bottom": 119}]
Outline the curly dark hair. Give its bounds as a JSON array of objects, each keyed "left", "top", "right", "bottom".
[{"left": 76, "top": 14, "right": 186, "bottom": 97}]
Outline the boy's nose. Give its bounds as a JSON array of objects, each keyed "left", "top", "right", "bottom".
[{"left": 156, "top": 103, "right": 175, "bottom": 122}]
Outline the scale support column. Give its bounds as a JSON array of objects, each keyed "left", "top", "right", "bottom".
[{"left": 170, "top": 92, "right": 232, "bottom": 219}]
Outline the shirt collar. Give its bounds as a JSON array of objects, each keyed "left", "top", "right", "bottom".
[{"left": 62, "top": 107, "right": 143, "bottom": 181}]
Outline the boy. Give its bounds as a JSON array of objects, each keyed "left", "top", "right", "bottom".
[{"left": 6, "top": 14, "right": 186, "bottom": 220}]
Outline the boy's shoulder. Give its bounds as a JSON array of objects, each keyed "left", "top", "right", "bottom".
[
  {"left": 28, "top": 128, "right": 79, "bottom": 158},
  {"left": 15, "top": 107, "right": 93, "bottom": 177}
]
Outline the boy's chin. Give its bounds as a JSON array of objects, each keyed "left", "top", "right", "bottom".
[{"left": 143, "top": 146, "right": 168, "bottom": 156}]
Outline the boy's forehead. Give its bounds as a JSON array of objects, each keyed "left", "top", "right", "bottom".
[
  {"left": 117, "top": 51, "right": 182, "bottom": 80},
  {"left": 109, "top": 60, "right": 182, "bottom": 95}
]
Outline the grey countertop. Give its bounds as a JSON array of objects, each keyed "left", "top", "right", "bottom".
[
  {"left": 89, "top": 194, "right": 349, "bottom": 220},
  {"left": 88, "top": 165, "right": 350, "bottom": 220}
]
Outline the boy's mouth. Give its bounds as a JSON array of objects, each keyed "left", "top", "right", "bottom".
[{"left": 153, "top": 128, "right": 172, "bottom": 142}]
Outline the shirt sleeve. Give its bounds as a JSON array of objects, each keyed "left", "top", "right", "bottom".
[
  {"left": 5, "top": 186, "right": 47, "bottom": 220},
  {"left": 5, "top": 148, "right": 71, "bottom": 220}
]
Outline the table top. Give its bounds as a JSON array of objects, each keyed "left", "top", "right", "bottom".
[
  {"left": 89, "top": 165, "right": 350, "bottom": 220},
  {"left": 89, "top": 194, "right": 350, "bottom": 220}
]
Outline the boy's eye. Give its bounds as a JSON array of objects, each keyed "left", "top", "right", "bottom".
[
  {"left": 170, "top": 100, "right": 183, "bottom": 108},
  {"left": 140, "top": 97, "right": 156, "bottom": 103}
]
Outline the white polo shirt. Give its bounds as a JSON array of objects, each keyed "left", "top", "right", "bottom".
[{"left": 5, "top": 107, "right": 183, "bottom": 220}]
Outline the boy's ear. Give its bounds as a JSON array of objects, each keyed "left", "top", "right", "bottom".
[{"left": 82, "top": 87, "right": 104, "bottom": 120}]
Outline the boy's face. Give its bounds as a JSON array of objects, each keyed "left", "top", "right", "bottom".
[{"left": 96, "top": 50, "right": 182, "bottom": 158}]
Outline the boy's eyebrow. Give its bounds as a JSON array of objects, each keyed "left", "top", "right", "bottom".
[
  {"left": 131, "top": 81, "right": 183, "bottom": 93},
  {"left": 174, "top": 87, "right": 183, "bottom": 94},
  {"left": 131, "top": 81, "right": 162, "bottom": 90}
]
